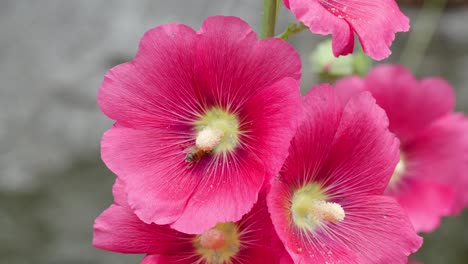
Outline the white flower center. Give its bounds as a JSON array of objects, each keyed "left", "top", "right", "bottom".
[
  {"left": 389, "top": 155, "right": 406, "bottom": 187},
  {"left": 196, "top": 126, "right": 224, "bottom": 152},
  {"left": 306, "top": 200, "right": 345, "bottom": 224}
]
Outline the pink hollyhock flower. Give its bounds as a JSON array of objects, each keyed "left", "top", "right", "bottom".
[
  {"left": 335, "top": 64, "right": 468, "bottom": 232},
  {"left": 268, "top": 85, "right": 422, "bottom": 263},
  {"left": 282, "top": 0, "right": 410, "bottom": 60},
  {"left": 98, "top": 16, "right": 302, "bottom": 234},
  {"left": 94, "top": 180, "right": 285, "bottom": 264}
]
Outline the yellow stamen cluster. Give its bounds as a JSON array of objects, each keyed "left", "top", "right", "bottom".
[
  {"left": 291, "top": 183, "right": 345, "bottom": 230},
  {"left": 195, "top": 107, "right": 240, "bottom": 153}
]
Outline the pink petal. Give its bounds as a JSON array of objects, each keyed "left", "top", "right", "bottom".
[
  {"left": 172, "top": 78, "right": 302, "bottom": 234},
  {"left": 98, "top": 23, "right": 200, "bottom": 129},
  {"left": 273, "top": 195, "right": 421, "bottom": 263},
  {"left": 234, "top": 193, "right": 286, "bottom": 263},
  {"left": 268, "top": 177, "right": 359, "bottom": 263},
  {"left": 335, "top": 64, "right": 468, "bottom": 227},
  {"left": 286, "top": 0, "right": 409, "bottom": 60},
  {"left": 323, "top": 90, "right": 399, "bottom": 197},
  {"left": 99, "top": 15, "right": 303, "bottom": 234},
  {"left": 346, "top": 0, "right": 409, "bottom": 60},
  {"left": 269, "top": 85, "right": 416, "bottom": 263},
  {"left": 269, "top": 178, "right": 359, "bottom": 262},
  {"left": 329, "top": 196, "right": 422, "bottom": 263},
  {"left": 93, "top": 203, "right": 191, "bottom": 254},
  {"left": 276, "top": 84, "right": 343, "bottom": 190},
  {"left": 390, "top": 179, "right": 454, "bottom": 232},
  {"left": 101, "top": 127, "right": 201, "bottom": 225},
  {"left": 105, "top": 78, "right": 300, "bottom": 234},
  {"left": 239, "top": 78, "right": 303, "bottom": 183},
  {"left": 288, "top": 0, "right": 354, "bottom": 56},
  {"left": 140, "top": 255, "right": 162, "bottom": 264},
  {"left": 95, "top": 188, "right": 282, "bottom": 262},
  {"left": 269, "top": 166, "right": 358, "bottom": 263},
  {"left": 112, "top": 178, "right": 128, "bottom": 207},
  {"left": 169, "top": 149, "right": 265, "bottom": 233},
  {"left": 140, "top": 254, "right": 198, "bottom": 264},
  {"left": 335, "top": 65, "right": 456, "bottom": 144},
  {"left": 279, "top": 251, "right": 294, "bottom": 264},
  {"left": 237, "top": 192, "right": 284, "bottom": 253},
  {"left": 404, "top": 113, "right": 468, "bottom": 214},
  {"left": 334, "top": 75, "right": 367, "bottom": 105},
  {"left": 367, "top": 65, "right": 455, "bottom": 143},
  {"left": 276, "top": 84, "right": 399, "bottom": 197},
  {"left": 283, "top": 0, "right": 291, "bottom": 9},
  {"left": 240, "top": 248, "right": 283, "bottom": 264},
  {"left": 194, "top": 16, "right": 301, "bottom": 104}
]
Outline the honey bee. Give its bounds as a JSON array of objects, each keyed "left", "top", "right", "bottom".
[{"left": 183, "top": 145, "right": 211, "bottom": 163}]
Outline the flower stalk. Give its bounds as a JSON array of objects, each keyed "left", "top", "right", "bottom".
[
  {"left": 261, "top": 0, "right": 278, "bottom": 38},
  {"left": 277, "top": 22, "right": 308, "bottom": 40}
]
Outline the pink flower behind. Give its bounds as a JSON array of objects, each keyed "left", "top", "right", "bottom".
[
  {"left": 94, "top": 180, "right": 285, "bottom": 264},
  {"left": 335, "top": 64, "right": 468, "bottom": 232},
  {"left": 98, "top": 16, "right": 302, "bottom": 233},
  {"left": 283, "top": 0, "right": 409, "bottom": 60},
  {"left": 268, "top": 85, "right": 422, "bottom": 263}
]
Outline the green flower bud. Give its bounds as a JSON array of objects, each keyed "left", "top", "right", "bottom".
[{"left": 310, "top": 39, "right": 371, "bottom": 82}]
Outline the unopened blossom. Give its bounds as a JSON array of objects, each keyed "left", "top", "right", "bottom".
[
  {"left": 268, "top": 84, "right": 422, "bottom": 263},
  {"left": 283, "top": 0, "right": 409, "bottom": 60},
  {"left": 335, "top": 64, "right": 468, "bottom": 232},
  {"left": 98, "top": 16, "right": 302, "bottom": 234},
  {"left": 94, "top": 180, "right": 285, "bottom": 264}
]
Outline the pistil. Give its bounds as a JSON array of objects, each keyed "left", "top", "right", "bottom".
[{"left": 196, "top": 126, "right": 225, "bottom": 152}]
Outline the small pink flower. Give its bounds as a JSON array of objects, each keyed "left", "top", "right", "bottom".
[
  {"left": 283, "top": 0, "right": 409, "bottom": 60},
  {"left": 268, "top": 85, "right": 422, "bottom": 263},
  {"left": 335, "top": 64, "right": 468, "bottom": 232},
  {"left": 94, "top": 180, "right": 285, "bottom": 264},
  {"left": 98, "top": 16, "right": 302, "bottom": 234}
]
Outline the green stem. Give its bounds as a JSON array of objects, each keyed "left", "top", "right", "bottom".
[
  {"left": 400, "top": 0, "right": 448, "bottom": 73},
  {"left": 277, "top": 22, "right": 308, "bottom": 40},
  {"left": 261, "top": 0, "right": 278, "bottom": 38}
]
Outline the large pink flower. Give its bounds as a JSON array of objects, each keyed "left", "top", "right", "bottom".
[
  {"left": 283, "top": 0, "right": 409, "bottom": 60},
  {"left": 335, "top": 64, "right": 468, "bottom": 232},
  {"left": 268, "top": 85, "right": 422, "bottom": 263},
  {"left": 94, "top": 180, "right": 285, "bottom": 264},
  {"left": 98, "top": 16, "right": 302, "bottom": 233}
]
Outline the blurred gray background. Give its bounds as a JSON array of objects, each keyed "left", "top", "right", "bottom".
[{"left": 0, "top": 0, "right": 467, "bottom": 263}]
